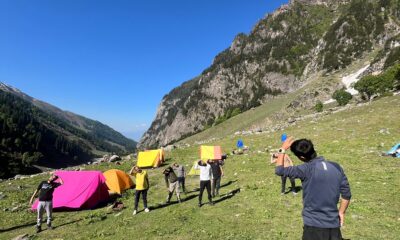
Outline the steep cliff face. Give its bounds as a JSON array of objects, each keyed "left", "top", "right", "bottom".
[{"left": 139, "top": 0, "right": 400, "bottom": 149}]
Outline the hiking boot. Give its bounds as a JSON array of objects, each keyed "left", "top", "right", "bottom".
[
  {"left": 144, "top": 208, "right": 150, "bottom": 213},
  {"left": 36, "top": 225, "right": 41, "bottom": 233},
  {"left": 47, "top": 223, "right": 53, "bottom": 230},
  {"left": 133, "top": 210, "right": 137, "bottom": 215}
]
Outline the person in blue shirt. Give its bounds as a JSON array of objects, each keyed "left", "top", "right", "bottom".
[{"left": 275, "top": 137, "right": 351, "bottom": 240}]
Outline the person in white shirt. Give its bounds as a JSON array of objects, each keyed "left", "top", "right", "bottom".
[{"left": 194, "top": 160, "right": 214, "bottom": 207}]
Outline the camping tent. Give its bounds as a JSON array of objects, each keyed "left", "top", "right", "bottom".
[
  {"left": 387, "top": 143, "right": 400, "bottom": 158},
  {"left": 137, "top": 149, "right": 163, "bottom": 168},
  {"left": 32, "top": 171, "right": 109, "bottom": 210},
  {"left": 159, "top": 148, "right": 165, "bottom": 163},
  {"left": 188, "top": 161, "right": 200, "bottom": 176},
  {"left": 237, "top": 139, "right": 244, "bottom": 149},
  {"left": 200, "top": 145, "right": 222, "bottom": 160},
  {"left": 103, "top": 169, "right": 134, "bottom": 194}
]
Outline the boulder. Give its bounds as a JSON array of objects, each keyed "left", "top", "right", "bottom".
[{"left": 109, "top": 155, "right": 121, "bottom": 162}]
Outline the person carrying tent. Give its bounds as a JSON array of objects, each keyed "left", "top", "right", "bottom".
[
  {"left": 271, "top": 153, "right": 297, "bottom": 195},
  {"left": 129, "top": 166, "right": 150, "bottom": 215},
  {"left": 172, "top": 162, "right": 186, "bottom": 193},
  {"left": 209, "top": 160, "right": 224, "bottom": 197},
  {"left": 29, "top": 173, "right": 64, "bottom": 233},
  {"left": 194, "top": 160, "right": 214, "bottom": 207},
  {"left": 163, "top": 166, "right": 181, "bottom": 204},
  {"left": 274, "top": 137, "right": 351, "bottom": 240}
]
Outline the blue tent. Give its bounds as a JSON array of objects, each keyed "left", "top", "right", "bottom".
[
  {"left": 387, "top": 143, "right": 400, "bottom": 158},
  {"left": 236, "top": 139, "right": 244, "bottom": 149}
]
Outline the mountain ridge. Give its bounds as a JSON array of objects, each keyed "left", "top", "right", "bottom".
[{"left": 139, "top": 0, "right": 400, "bottom": 149}]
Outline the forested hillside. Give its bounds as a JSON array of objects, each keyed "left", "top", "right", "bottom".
[{"left": 0, "top": 88, "right": 136, "bottom": 178}]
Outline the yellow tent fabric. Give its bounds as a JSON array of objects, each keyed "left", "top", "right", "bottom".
[
  {"left": 200, "top": 145, "right": 222, "bottom": 160},
  {"left": 103, "top": 169, "right": 134, "bottom": 194},
  {"left": 158, "top": 149, "right": 165, "bottom": 163},
  {"left": 137, "top": 150, "right": 162, "bottom": 168},
  {"left": 187, "top": 161, "right": 200, "bottom": 176}
]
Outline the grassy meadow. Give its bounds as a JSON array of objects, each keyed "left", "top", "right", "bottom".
[{"left": 1, "top": 95, "right": 399, "bottom": 239}]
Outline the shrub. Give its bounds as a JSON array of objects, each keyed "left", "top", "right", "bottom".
[
  {"left": 315, "top": 101, "right": 323, "bottom": 112},
  {"left": 332, "top": 89, "right": 352, "bottom": 106},
  {"left": 355, "top": 64, "right": 400, "bottom": 99}
]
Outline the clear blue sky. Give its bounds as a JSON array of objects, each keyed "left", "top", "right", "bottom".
[{"left": 0, "top": 0, "right": 288, "bottom": 141}]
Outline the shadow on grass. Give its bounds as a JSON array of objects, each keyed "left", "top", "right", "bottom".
[
  {"left": 186, "top": 180, "right": 237, "bottom": 194},
  {"left": 0, "top": 218, "right": 84, "bottom": 233},
  {"left": 0, "top": 222, "right": 37, "bottom": 233},
  {"left": 186, "top": 188, "right": 200, "bottom": 194},
  {"left": 213, "top": 188, "right": 241, "bottom": 205},
  {"left": 220, "top": 180, "right": 237, "bottom": 189},
  {"left": 54, "top": 218, "right": 83, "bottom": 229},
  {"left": 149, "top": 194, "right": 198, "bottom": 211}
]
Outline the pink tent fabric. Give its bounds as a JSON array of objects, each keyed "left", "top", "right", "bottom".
[{"left": 32, "top": 170, "right": 109, "bottom": 210}]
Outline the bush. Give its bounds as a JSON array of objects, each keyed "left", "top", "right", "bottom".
[
  {"left": 332, "top": 89, "right": 352, "bottom": 106},
  {"left": 231, "top": 108, "right": 241, "bottom": 117},
  {"left": 355, "top": 64, "right": 400, "bottom": 99},
  {"left": 315, "top": 101, "right": 323, "bottom": 112}
]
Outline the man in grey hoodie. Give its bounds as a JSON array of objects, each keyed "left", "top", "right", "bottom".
[
  {"left": 172, "top": 163, "right": 186, "bottom": 193},
  {"left": 275, "top": 137, "right": 351, "bottom": 240}
]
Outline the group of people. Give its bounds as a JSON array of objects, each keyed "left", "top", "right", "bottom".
[
  {"left": 128, "top": 159, "right": 224, "bottom": 215},
  {"left": 29, "top": 136, "right": 352, "bottom": 240}
]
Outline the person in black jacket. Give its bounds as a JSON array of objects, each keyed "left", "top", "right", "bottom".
[
  {"left": 163, "top": 166, "right": 181, "bottom": 203},
  {"left": 29, "top": 174, "right": 64, "bottom": 233},
  {"left": 209, "top": 160, "right": 224, "bottom": 197}
]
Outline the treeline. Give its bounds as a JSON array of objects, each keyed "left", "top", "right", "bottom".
[
  {"left": 0, "top": 90, "right": 135, "bottom": 178},
  {"left": 0, "top": 91, "right": 90, "bottom": 178},
  {"left": 355, "top": 64, "right": 400, "bottom": 99}
]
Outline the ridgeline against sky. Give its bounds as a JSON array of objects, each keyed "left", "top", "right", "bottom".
[{"left": 0, "top": 0, "right": 288, "bottom": 141}]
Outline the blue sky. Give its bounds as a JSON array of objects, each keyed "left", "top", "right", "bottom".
[{"left": 0, "top": 0, "right": 288, "bottom": 141}]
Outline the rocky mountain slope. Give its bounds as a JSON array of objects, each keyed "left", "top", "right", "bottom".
[
  {"left": 0, "top": 83, "right": 136, "bottom": 178},
  {"left": 139, "top": 0, "right": 400, "bottom": 148}
]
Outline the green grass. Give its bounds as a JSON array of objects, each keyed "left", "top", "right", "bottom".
[{"left": 1, "top": 95, "right": 399, "bottom": 239}]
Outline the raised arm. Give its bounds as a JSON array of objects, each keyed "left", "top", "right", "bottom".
[
  {"left": 275, "top": 137, "right": 294, "bottom": 167},
  {"left": 270, "top": 154, "right": 277, "bottom": 164},
  {"left": 164, "top": 174, "right": 169, "bottom": 188},
  {"left": 129, "top": 167, "right": 135, "bottom": 175},
  {"left": 29, "top": 189, "right": 39, "bottom": 205},
  {"left": 58, "top": 176, "right": 64, "bottom": 185}
]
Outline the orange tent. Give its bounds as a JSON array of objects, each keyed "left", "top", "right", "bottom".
[{"left": 103, "top": 169, "right": 134, "bottom": 194}]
